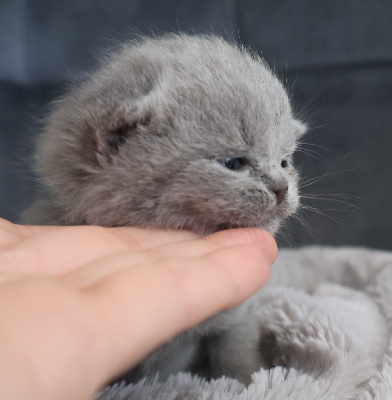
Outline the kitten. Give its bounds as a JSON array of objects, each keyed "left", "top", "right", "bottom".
[{"left": 24, "top": 34, "right": 306, "bottom": 380}]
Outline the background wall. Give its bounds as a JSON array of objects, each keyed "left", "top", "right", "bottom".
[{"left": 1, "top": 0, "right": 391, "bottom": 249}]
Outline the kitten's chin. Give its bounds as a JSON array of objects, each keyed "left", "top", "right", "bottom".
[
  {"left": 203, "top": 218, "right": 283, "bottom": 237},
  {"left": 262, "top": 218, "right": 282, "bottom": 236}
]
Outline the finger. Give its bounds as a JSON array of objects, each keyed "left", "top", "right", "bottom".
[
  {"left": 0, "top": 226, "right": 198, "bottom": 275},
  {"left": 62, "top": 250, "right": 160, "bottom": 288},
  {"left": 207, "top": 228, "right": 277, "bottom": 264},
  {"left": 0, "top": 218, "right": 62, "bottom": 248},
  {"left": 62, "top": 229, "right": 277, "bottom": 289},
  {"left": 86, "top": 242, "right": 272, "bottom": 379},
  {"left": 148, "top": 228, "right": 277, "bottom": 264}
]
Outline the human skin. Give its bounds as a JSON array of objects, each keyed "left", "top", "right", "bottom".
[{"left": 0, "top": 218, "right": 277, "bottom": 400}]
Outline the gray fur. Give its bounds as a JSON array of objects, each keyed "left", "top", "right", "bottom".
[
  {"left": 25, "top": 34, "right": 305, "bottom": 234},
  {"left": 24, "top": 34, "right": 306, "bottom": 381}
]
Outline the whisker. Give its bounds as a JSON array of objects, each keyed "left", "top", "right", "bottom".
[
  {"left": 299, "top": 155, "right": 354, "bottom": 189},
  {"left": 276, "top": 220, "right": 297, "bottom": 248},
  {"left": 290, "top": 212, "right": 320, "bottom": 244},
  {"left": 300, "top": 194, "right": 360, "bottom": 210},
  {"left": 300, "top": 204, "right": 353, "bottom": 215},
  {"left": 303, "top": 192, "right": 364, "bottom": 202},
  {"left": 299, "top": 204, "right": 354, "bottom": 239},
  {"left": 296, "top": 147, "right": 325, "bottom": 160},
  {"left": 287, "top": 75, "right": 299, "bottom": 102},
  {"left": 298, "top": 141, "right": 330, "bottom": 152}
]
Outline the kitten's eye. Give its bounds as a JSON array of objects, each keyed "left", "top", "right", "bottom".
[
  {"left": 281, "top": 159, "right": 289, "bottom": 168},
  {"left": 218, "top": 157, "right": 245, "bottom": 170}
]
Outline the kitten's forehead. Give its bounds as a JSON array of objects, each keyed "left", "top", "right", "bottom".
[
  {"left": 144, "top": 36, "right": 296, "bottom": 154},
  {"left": 74, "top": 35, "right": 299, "bottom": 160}
]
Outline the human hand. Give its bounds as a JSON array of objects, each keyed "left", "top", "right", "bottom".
[{"left": 0, "top": 218, "right": 277, "bottom": 400}]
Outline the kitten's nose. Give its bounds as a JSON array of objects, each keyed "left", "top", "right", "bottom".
[{"left": 271, "top": 185, "right": 288, "bottom": 205}]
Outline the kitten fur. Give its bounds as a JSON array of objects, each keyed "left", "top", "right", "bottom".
[
  {"left": 25, "top": 34, "right": 305, "bottom": 234},
  {"left": 25, "top": 34, "right": 306, "bottom": 380}
]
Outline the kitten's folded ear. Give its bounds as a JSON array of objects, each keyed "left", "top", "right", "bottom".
[
  {"left": 93, "top": 100, "right": 152, "bottom": 165},
  {"left": 293, "top": 120, "right": 307, "bottom": 137}
]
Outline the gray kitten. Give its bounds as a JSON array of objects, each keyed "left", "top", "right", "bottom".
[{"left": 24, "top": 34, "right": 305, "bottom": 381}]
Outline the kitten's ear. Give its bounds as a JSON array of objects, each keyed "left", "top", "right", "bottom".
[
  {"left": 293, "top": 120, "right": 307, "bottom": 137},
  {"left": 93, "top": 101, "right": 152, "bottom": 165}
]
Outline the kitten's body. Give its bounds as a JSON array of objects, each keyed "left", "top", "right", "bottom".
[{"left": 25, "top": 34, "right": 305, "bottom": 381}]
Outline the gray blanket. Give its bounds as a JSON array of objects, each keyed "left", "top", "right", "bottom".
[{"left": 100, "top": 246, "right": 392, "bottom": 400}]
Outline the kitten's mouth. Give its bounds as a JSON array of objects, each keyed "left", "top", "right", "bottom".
[
  {"left": 214, "top": 217, "right": 284, "bottom": 236},
  {"left": 215, "top": 218, "right": 281, "bottom": 234},
  {"left": 215, "top": 223, "right": 245, "bottom": 231}
]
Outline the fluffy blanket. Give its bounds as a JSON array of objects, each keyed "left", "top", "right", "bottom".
[{"left": 100, "top": 246, "right": 392, "bottom": 400}]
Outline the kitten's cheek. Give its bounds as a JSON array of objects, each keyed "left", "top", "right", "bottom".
[{"left": 290, "top": 190, "right": 301, "bottom": 213}]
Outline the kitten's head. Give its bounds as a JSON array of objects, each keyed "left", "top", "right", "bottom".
[{"left": 35, "top": 34, "right": 306, "bottom": 235}]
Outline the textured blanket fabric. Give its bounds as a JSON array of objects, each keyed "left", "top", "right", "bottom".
[{"left": 100, "top": 247, "right": 392, "bottom": 400}]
